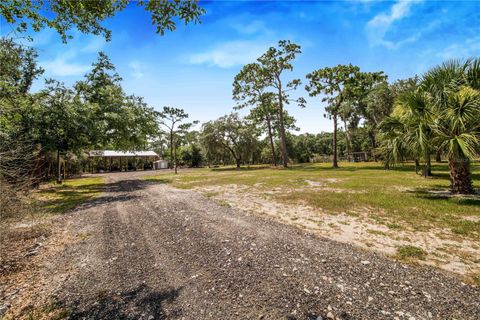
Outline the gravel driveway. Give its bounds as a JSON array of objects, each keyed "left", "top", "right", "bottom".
[{"left": 45, "top": 171, "right": 479, "bottom": 319}]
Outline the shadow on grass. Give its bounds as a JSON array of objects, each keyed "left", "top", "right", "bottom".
[
  {"left": 407, "top": 188, "right": 480, "bottom": 206},
  {"left": 210, "top": 165, "right": 272, "bottom": 172},
  {"left": 39, "top": 179, "right": 153, "bottom": 214},
  {"left": 66, "top": 284, "right": 182, "bottom": 320},
  {"left": 143, "top": 178, "right": 172, "bottom": 184}
]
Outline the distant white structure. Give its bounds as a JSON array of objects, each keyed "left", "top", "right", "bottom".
[
  {"left": 87, "top": 150, "right": 167, "bottom": 172},
  {"left": 154, "top": 159, "right": 169, "bottom": 169},
  {"left": 88, "top": 150, "right": 159, "bottom": 157}
]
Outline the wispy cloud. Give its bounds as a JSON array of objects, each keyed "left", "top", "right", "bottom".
[
  {"left": 231, "top": 20, "right": 270, "bottom": 35},
  {"left": 187, "top": 40, "right": 273, "bottom": 68},
  {"left": 437, "top": 36, "right": 480, "bottom": 60},
  {"left": 41, "top": 59, "right": 90, "bottom": 77},
  {"left": 129, "top": 60, "right": 145, "bottom": 79},
  {"left": 81, "top": 37, "right": 106, "bottom": 53},
  {"left": 38, "top": 35, "right": 105, "bottom": 77},
  {"left": 366, "top": 0, "right": 423, "bottom": 49}
]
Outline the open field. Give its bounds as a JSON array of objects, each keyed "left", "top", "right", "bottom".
[
  {"left": 2, "top": 170, "right": 479, "bottom": 319},
  {"left": 145, "top": 162, "right": 480, "bottom": 281}
]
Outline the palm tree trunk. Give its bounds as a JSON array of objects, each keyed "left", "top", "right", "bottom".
[
  {"left": 435, "top": 149, "right": 442, "bottom": 163},
  {"left": 332, "top": 113, "right": 338, "bottom": 168},
  {"left": 415, "top": 159, "right": 420, "bottom": 174},
  {"left": 449, "top": 157, "right": 474, "bottom": 194},
  {"left": 266, "top": 114, "right": 277, "bottom": 166},
  {"left": 423, "top": 153, "right": 432, "bottom": 177}
]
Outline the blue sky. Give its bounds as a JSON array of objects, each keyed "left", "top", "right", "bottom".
[{"left": 3, "top": 0, "right": 480, "bottom": 133}]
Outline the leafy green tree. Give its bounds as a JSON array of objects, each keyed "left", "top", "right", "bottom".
[
  {"left": 349, "top": 72, "right": 388, "bottom": 161},
  {"left": 1, "top": 0, "right": 205, "bottom": 42},
  {"left": 75, "top": 52, "right": 125, "bottom": 148},
  {"left": 157, "top": 106, "right": 197, "bottom": 173},
  {"left": 257, "top": 40, "right": 304, "bottom": 168},
  {"left": 38, "top": 80, "right": 92, "bottom": 182},
  {"left": 200, "top": 113, "right": 259, "bottom": 168},
  {"left": 305, "top": 64, "right": 359, "bottom": 167}
]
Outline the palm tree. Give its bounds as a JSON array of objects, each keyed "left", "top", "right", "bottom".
[
  {"left": 432, "top": 87, "right": 479, "bottom": 193},
  {"left": 379, "top": 90, "right": 435, "bottom": 177},
  {"left": 423, "top": 59, "right": 480, "bottom": 194},
  {"left": 395, "top": 90, "right": 435, "bottom": 177}
]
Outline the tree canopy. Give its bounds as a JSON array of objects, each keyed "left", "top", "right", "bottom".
[{"left": 1, "top": 0, "right": 205, "bottom": 42}]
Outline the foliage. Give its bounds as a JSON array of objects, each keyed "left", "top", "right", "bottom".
[
  {"left": 157, "top": 106, "right": 197, "bottom": 172},
  {"left": 200, "top": 113, "right": 259, "bottom": 168},
  {"left": 380, "top": 58, "right": 480, "bottom": 194},
  {"left": 1, "top": 0, "right": 205, "bottom": 42}
]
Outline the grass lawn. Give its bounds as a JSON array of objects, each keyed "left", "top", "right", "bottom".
[
  {"left": 35, "top": 176, "right": 105, "bottom": 214},
  {"left": 146, "top": 162, "right": 480, "bottom": 241}
]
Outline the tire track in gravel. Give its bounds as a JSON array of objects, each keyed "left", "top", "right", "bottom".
[{"left": 49, "top": 172, "right": 480, "bottom": 320}]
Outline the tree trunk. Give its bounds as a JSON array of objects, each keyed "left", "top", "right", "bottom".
[
  {"left": 415, "top": 159, "right": 420, "bottom": 174},
  {"left": 423, "top": 153, "right": 432, "bottom": 177},
  {"left": 236, "top": 158, "right": 241, "bottom": 168},
  {"left": 435, "top": 149, "right": 442, "bottom": 163},
  {"left": 170, "top": 130, "right": 174, "bottom": 169},
  {"left": 174, "top": 140, "right": 178, "bottom": 174},
  {"left": 332, "top": 113, "right": 338, "bottom": 168},
  {"left": 448, "top": 157, "right": 474, "bottom": 194},
  {"left": 266, "top": 114, "right": 277, "bottom": 166},
  {"left": 56, "top": 149, "right": 61, "bottom": 183},
  {"left": 369, "top": 130, "right": 377, "bottom": 162},
  {"left": 277, "top": 84, "right": 288, "bottom": 168},
  {"left": 344, "top": 119, "right": 351, "bottom": 162}
]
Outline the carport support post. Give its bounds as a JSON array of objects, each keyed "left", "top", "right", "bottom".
[{"left": 120, "top": 157, "right": 123, "bottom": 172}]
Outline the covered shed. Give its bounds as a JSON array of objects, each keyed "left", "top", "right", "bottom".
[{"left": 88, "top": 150, "right": 163, "bottom": 173}]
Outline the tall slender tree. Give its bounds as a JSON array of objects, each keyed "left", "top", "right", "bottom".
[
  {"left": 257, "top": 40, "right": 304, "bottom": 168},
  {"left": 157, "top": 106, "right": 197, "bottom": 174},
  {"left": 233, "top": 63, "right": 278, "bottom": 166},
  {"left": 305, "top": 64, "right": 359, "bottom": 168}
]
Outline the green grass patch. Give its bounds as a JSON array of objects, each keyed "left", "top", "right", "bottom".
[
  {"left": 367, "top": 229, "right": 387, "bottom": 236},
  {"left": 396, "top": 245, "right": 427, "bottom": 261},
  {"left": 36, "top": 177, "right": 104, "bottom": 214},
  {"left": 142, "top": 162, "right": 480, "bottom": 240},
  {"left": 143, "top": 175, "right": 172, "bottom": 184}
]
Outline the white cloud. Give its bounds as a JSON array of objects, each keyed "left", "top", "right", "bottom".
[
  {"left": 41, "top": 50, "right": 90, "bottom": 77},
  {"left": 129, "top": 60, "right": 145, "bottom": 79},
  {"left": 187, "top": 40, "right": 273, "bottom": 68},
  {"left": 366, "top": 0, "right": 423, "bottom": 49}
]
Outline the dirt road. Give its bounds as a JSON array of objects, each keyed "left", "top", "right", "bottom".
[{"left": 14, "top": 171, "right": 480, "bottom": 319}]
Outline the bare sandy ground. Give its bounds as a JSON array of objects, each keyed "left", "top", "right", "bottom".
[{"left": 195, "top": 183, "right": 480, "bottom": 277}]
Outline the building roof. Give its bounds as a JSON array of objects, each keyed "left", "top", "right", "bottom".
[{"left": 89, "top": 150, "right": 159, "bottom": 157}]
